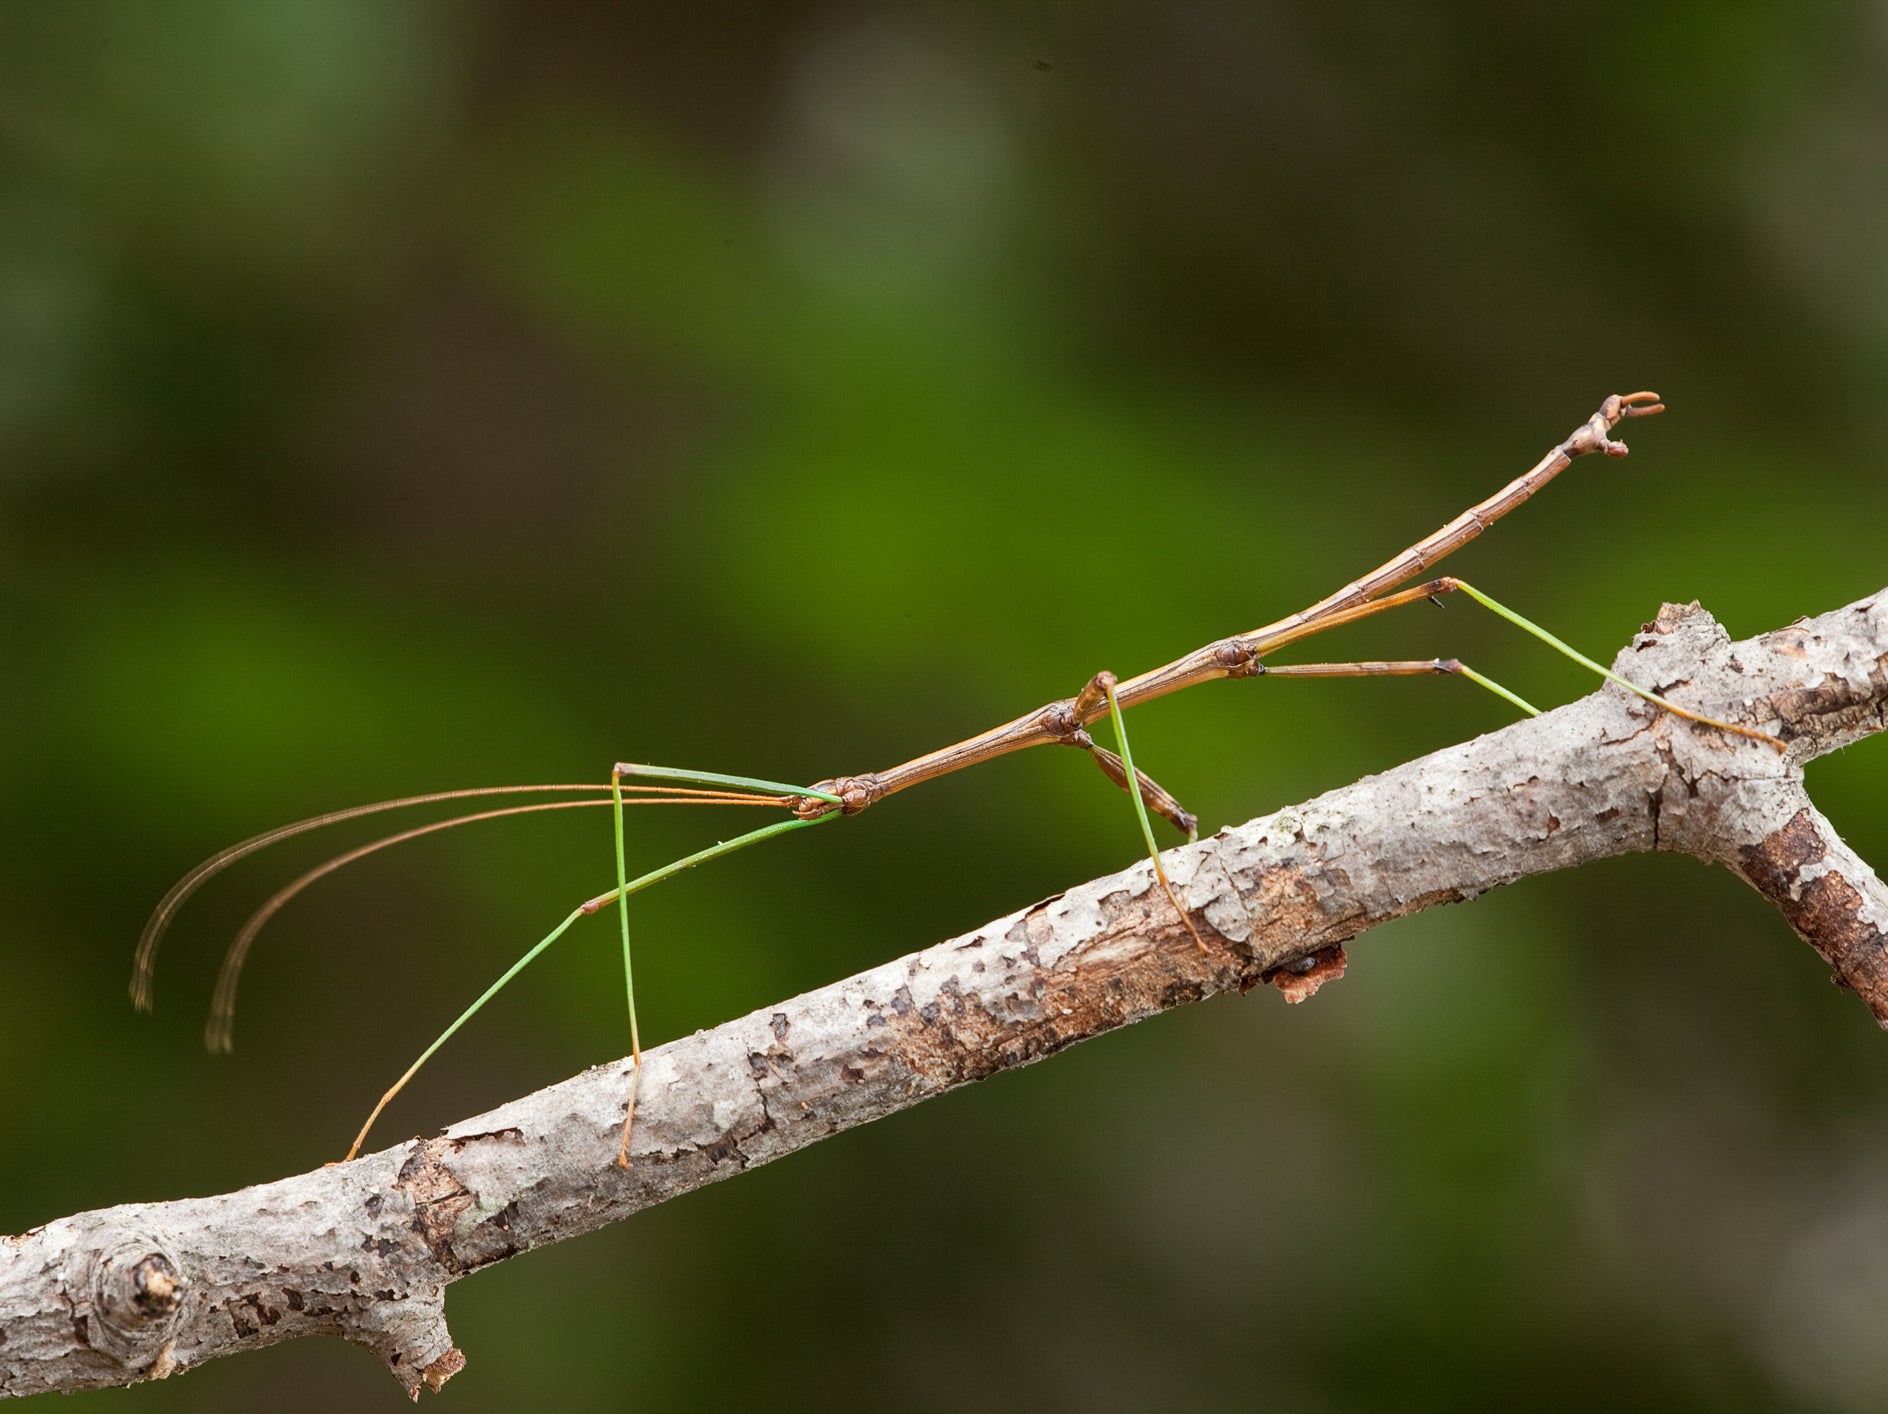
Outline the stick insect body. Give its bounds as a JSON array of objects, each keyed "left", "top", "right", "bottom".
[{"left": 131, "top": 392, "right": 1786, "bottom": 1166}]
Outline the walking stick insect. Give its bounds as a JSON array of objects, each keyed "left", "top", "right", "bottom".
[{"left": 130, "top": 392, "right": 1785, "bottom": 1167}]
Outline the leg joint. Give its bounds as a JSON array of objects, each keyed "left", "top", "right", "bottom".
[
  {"left": 794, "top": 774, "right": 884, "bottom": 819},
  {"left": 1212, "top": 639, "right": 1265, "bottom": 678}
]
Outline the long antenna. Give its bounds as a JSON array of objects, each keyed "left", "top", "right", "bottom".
[
  {"left": 204, "top": 790, "right": 791, "bottom": 1053},
  {"left": 133, "top": 783, "right": 769, "bottom": 1010}
]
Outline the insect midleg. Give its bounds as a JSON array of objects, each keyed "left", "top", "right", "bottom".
[{"left": 345, "top": 904, "right": 588, "bottom": 1162}]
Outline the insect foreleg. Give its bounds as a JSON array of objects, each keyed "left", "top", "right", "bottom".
[{"left": 1446, "top": 581, "right": 1786, "bottom": 751}]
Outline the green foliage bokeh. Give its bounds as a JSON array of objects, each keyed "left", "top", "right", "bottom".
[{"left": 4, "top": 4, "right": 1886, "bottom": 1410}]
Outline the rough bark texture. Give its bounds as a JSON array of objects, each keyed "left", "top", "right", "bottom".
[{"left": 4, "top": 588, "right": 1884, "bottom": 1400}]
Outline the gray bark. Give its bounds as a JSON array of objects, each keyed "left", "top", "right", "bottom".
[{"left": 4, "top": 588, "right": 1884, "bottom": 1399}]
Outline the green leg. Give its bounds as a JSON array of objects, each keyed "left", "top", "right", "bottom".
[
  {"left": 1449, "top": 581, "right": 1785, "bottom": 751},
  {"left": 1453, "top": 663, "right": 1541, "bottom": 718},
  {"left": 1101, "top": 679, "right": 1209, "bottom": 953},
  {"left": 345, "top": 904, "right": 587, "bottom": 1161}
]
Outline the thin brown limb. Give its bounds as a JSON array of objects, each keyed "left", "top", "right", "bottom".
[
  {"left": 615, "top": 1061, "right": 641, "bottom": 1168},
  {"left": 787, "top": 576, "right": 1467, "bottom": 821},
  {"left": 794, "top": 394, "right": 1675, "bottom": 823},
  {"left": 1153, "top": 838, "right": 1208, "bottom": 954},
  {"left": 346, "top": 1078, "right": 407, "bottom": 1163},
  {"left": 1053, "top": 669, "right": 1201, "bottom": 837},
  {"left": 1259, "top": 657, "right": 1470, "bottom": 678},
  {"left": 1083, "top": 744, "right": 1198, "bottom": 839},
  {"left": 1232, "top": 577, "right": 1467, "bottom": 660},
  {"left": 1631, "top": 685, "right": 1786, "bottom": 750}
]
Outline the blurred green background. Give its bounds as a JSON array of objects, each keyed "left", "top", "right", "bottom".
[{"left": 4, "top": 3, "right": 1887, "bottom": 1409}]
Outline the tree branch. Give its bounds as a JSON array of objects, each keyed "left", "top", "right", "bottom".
[{"left": 4, "top": 587, "right": 1884, "bottom": 1400}]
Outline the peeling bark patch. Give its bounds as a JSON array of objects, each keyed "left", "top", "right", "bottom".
[
  {"left": 1768, "top": 676, "right": 1885, "bottom": 743},
  {"left": 1265, "top": 944, "right": 1349, "bottom": 1003},
  {"left": 886, "top": 887, "right": 1232, "bottom": 1093},
  {"left": 1401, "top": 887, "right": 1466, "bottom": 914},
  {"left": 1643, "top": 601, "right": 1701, "bottom": 638},
  {"left": 423, "top": 1347, "right": 466, "bottom": 1393},
  {"left": 449, "top": 1127, "right": 522, "bottom": 1150},
  {"left": 1242, "top": 864, "right": 1332, "bottom": 951},
  {"left": 395, "top": 1142, "right": 478, "bottom": 1264},
  {"left": 1159, "top": 977, "right": 1207, "bottom": 1007},
  {"left": 1740, "top": 809, "right": 1888, "bottom": 1023}
]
